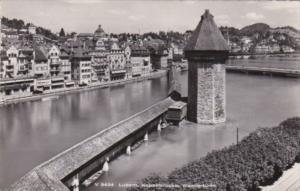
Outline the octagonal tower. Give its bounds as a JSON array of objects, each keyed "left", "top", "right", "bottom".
[{"left": 185, "top": 10, "right": 229, "bottom": 124}]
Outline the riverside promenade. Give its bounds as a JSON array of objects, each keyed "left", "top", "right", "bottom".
[
  {"left": 0, "top": 70, "right": 167, "bottom": 106},
  {"left": 262, "top": 163, "right": 300, "bottom": 191},
  {"left": 226, "top": 65, "right": 300, "bottom": 78}
]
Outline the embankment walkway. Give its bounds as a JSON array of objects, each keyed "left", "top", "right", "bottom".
[
  {"left": 262, "top": 163, "right": 300, "bottom": 191},
  {"left": 226, "top": 65, "right": 300, "bottom": 77},
  {"left": 0, "top": 70, "right": 167, "bottom": 106}
]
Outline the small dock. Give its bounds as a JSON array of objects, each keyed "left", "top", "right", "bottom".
[{"left": 226, "top": 65, "right": 300, "bottom": 78}]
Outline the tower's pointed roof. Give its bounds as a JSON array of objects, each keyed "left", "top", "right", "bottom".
[{"left": 185, "top": 10, "right": 229, "bottom": 51}]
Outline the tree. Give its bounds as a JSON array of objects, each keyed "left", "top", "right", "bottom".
[
  {"left": 59, "top": 28, "right": 65, "bottom": 37},
  {"left": 158, "top": 31, "right": 167, "bottom": 40},
  {"left": 1, "top": 17, "right": 25, "bottom": 30},
  {"left": 69, "top": 32, "right": 77, "bottom": 38},
  {"left": 36, "top": 27, "right": 58, "bottom": 40}
]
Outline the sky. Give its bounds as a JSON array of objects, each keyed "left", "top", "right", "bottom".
[{"left": 1, "top": 0, "right": 300, "bottom": 34}]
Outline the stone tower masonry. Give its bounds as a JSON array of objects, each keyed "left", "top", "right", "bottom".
[{"left": 185, "top": 10, "right": 229, "bottom": 124}]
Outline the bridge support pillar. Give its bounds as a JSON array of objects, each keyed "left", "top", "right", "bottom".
[
  {"left": 157, "top": 120, "right": 162, "bottom": 132},
  {"left": 144, "top": 133, "right": 148, "bottom": 141},
  {"left": 126, "top": 145, "right": 131, "bottom": 155},
  {"left": 102, "top": 161, "right": 109, "bottom": 172},
  {"left": 71, "top": 174, "right": 79, "bottom": 191}
]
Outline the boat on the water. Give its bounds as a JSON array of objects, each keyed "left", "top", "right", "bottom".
[
  {"left": 82, "top": 170, "right": 104, "bottom": 187},
  {"left": 41, "top": 96, "right": 59, "bottom": 101}
]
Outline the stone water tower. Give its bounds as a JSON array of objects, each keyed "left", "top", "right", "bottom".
[{"left": 185, "top": 10, "right": 229, "bottom": 124}]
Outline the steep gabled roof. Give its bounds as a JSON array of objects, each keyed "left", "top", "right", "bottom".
[
  {"left": 1, "top": 24, "right": 9, "bottom": 30},
  {"left": 34, "top": 46, "right": 48, "bottom": 62},
  {"left": 59, "top": 50, "right": 69, "bottom": 58},
  {"left": 28, "top": 23, "right": 36, "bottom": 28},
  {"left": 130, "top": 45, "right": 150, "bottom": 57},
  {"left": 77, "top": 33, "right": 94, "bottom": 38},
  {"left": 72, "top": 48, "right": 91, "bottom": 59},
  {"left": 0, "top": 50, "right": 8, "bottom": 59},
  {"left": 185, "top": 10, "right": 229, "bottom": 51}
]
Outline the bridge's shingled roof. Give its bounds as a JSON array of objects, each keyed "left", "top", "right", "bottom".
[
  {"left": 185, "top": 9, "right": 229, "bottom": 51},
  {"left": 5, "top": 97, "right": 175, "bottom": 191},
  {"left": 5, "top": 170, "right": 69, "bottom": 191}
]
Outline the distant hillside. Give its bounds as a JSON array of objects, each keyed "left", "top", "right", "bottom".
[
  {"left": 271, "top": 26, "right": 300, "bottom": 40},
  {"left": 219, "top": 23, "right": 300, "bottom": 50},
  {"left": 1, "top": 17, "right": 58, "bottom": 40},
  {"left": 2, "top": 16, "right": 300, "bottom": 50},
  {"left": 274, "top": 26, "right": 299, "bottom": 33},
  {"left": 240, "top": 23, "right": 271, "bottom": 35},
  {"left": 219, "top": 26, "right": 240, "bottom": 43}
]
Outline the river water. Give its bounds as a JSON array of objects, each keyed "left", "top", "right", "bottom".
[{"left": 1, "top": 56, "right": 300, "bottom": 189}]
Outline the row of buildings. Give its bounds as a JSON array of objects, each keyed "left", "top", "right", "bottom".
[
  {"left": 229, "top": 35, "right": 296, "bottom": 54},
  {"left": 0, "top": 43, "right": 154, "bottom": 96},
  {"left": 0, "top": 25, "right": 186, "bottom": 98}
]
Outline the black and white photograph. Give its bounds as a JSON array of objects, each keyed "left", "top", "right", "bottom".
[{"left": 0, "top": 0, "right": 300, "bottom": 191}]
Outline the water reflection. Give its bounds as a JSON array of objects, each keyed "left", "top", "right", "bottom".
[
  {"left": 86, "top": 73, "right": 300, "bottom": 191},
  {"left": 0, "top": 77, "right": 168, "bottom": 188}
]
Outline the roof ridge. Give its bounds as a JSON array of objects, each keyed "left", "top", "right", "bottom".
[{"left": 185, "top": 9, "right": 229, "bottom": 51}]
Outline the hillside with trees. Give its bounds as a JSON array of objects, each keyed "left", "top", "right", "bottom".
[
  {"left": 1, "top": 17, "right": 25, "bottom": 30},
  {"left": 1, "top": 17, "right": 58, "bottom": 40},
  {"left": 219, "top": 23, "right": 300, "bottom": 51},
  {"left": 240, "top": 23, "right": 271, "bottom": 36},
  {"left": 2, "top": 16, "right": 300, "bottom": 51}
]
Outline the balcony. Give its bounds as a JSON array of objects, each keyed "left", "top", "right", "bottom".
[
  {"left": 6, "top": 68, "right": 14, "bottom": 72},
  {"left": 50, "top": 62, "right": 61, "bottom": 66},
  {"left": 51, "top": 75, "right": 64, "bottom": 82},
  {"left": 6, "top": 64, "right": 14, "bottom": 68},
  {"left": 50, "top": 58, "right": 61, "bottom": 65},
  {"left": 50, "top": 67, "right": 60, "bottom": 72},
  {"left": 111, "top": 69, "right": 126, "bottom": 74},
  {"left": 19, "top": 67, "right": 29, "bottom": 72}
]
